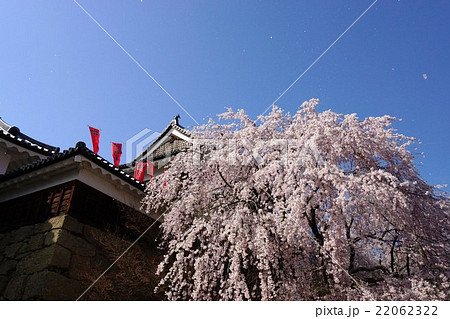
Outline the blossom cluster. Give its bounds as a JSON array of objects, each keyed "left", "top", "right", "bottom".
[{"left": 144, "top": 99, "right": 449, "bottom": 300}]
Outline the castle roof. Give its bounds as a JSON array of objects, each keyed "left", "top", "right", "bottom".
[
  {"left": 0, "top": 141, "right": 145, "bottom": 191},
  {"left": 120, "top": 115, "right": 191, "bottom": 169},
  {"left": 0, "top": 117, "right": 60, "bottom": 155}
]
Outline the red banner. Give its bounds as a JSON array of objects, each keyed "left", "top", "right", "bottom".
[
  {"left": 163, "top": 170, "right": 167, "bottom": 189},
  {"left": 134, "top": 162, "right": 147, "bottom": 182},
  {"left": 89, "top": 126, "right": 100, "bottom": 154},
  {"left": 148, "top": 162, "right": 155, "bottom": 179},
  {"left": 111, "top": 143, "right": 122, "bottom": 167}
]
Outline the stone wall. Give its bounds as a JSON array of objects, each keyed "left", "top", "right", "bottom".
[{"left": 0, "top": 215, "right": 108, "bottom": 300}]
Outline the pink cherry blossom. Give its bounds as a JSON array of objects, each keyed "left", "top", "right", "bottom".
[{"left": 144, "top": 99, "right": 449, "bottom": 300}]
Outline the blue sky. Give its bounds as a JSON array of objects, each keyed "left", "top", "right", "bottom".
[{"left": 0, "top": 1, "right": 448, "bottom": 189}]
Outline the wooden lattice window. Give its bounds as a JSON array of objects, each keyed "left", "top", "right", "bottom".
[
  {"left": 49, "top": 185, "right": 74, "bottom": 215},
  {"left": 0, "top": 182, "right": 76, "bottom": 233}
]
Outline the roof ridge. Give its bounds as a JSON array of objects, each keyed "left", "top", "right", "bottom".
[
  {"left": 0, "top": 141, "right": 145, "bottom": 190},
  {"left": 120, "top": 116, "right": 192, "bottom": 168},
  {"left": 0, "top": 117, "right": 60, "bottom": 154}
]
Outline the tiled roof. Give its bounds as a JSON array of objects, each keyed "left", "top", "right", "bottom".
[
  {"left": 0, "top": 117, "right": 60, "bottom": 155},
  {"left": 0, "top": 141, "right": 146, "bottom": 190},
  {"left": 120, "top": 115, "right": 191, "bottom": 169},
  {"left": 168, "top": 114, "right": 192, "bottom": 137}
]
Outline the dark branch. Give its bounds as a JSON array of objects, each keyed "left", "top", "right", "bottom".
[{"left": 349, "top": 265, "right": 389, "bottom": 275}]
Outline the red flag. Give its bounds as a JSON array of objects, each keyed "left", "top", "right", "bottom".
[
  {"left": 163, "top": 170, "right": 167, "bottom": 189},
  {"left": 134, "top": 162, "right": 147, "bottom": 182},
  {"left": 148, "top": 162, "right": 155, "bottom": 179},
  {"left": 89, "top": 126, "right": 100, "bottom": 154},
  {"left": 111, "top": 143, "right": 122, "bottom": 167}
]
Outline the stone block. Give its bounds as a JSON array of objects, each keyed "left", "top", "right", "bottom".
[
  {"left": 0, "top": 260, "right": 17, "bottom": 275},
  {"left": 23, "top": 271, "right": 85, "bottom": 301},
  {"left": 17, "top": 243, "right": 30, "bottom": 255},
  {"left": 0, "top": 235, "right": 8, "bottom": 251},
  {"left": 4, "top": 275, "right": 27, "bottom": 300},
  {"left": 4, "top": 242, "right": 24, "bottom": 259},
  {"left": 14, "top": 252, "right": 32, "bottom": 262},
  {"left": 45, "top": 229, "right": 95, "bottom": 257},
  {"left": 7, "top": 225, "right": 34, "bottom": 244},
  {"left": 27, "top": 233, "right": 44, "bottom": 251},
  {"left": 62, "top": 216, "right": 84, "bottom": 234},
  {"left": 35, "top": 215, "right": 84, "bottom": 234},
  {"left": 0, "top": 275, "right": 9, "bottom": 294},
  {"left": 16, "top": 244, "right": 71, "bottom": 274},
  {"left": 34, "top": 216, "right": 64, "bottom": 233}
]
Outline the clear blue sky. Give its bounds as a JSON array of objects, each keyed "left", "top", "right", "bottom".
[{"left": 0, "top": 1, "right": 448, "bottom": 189}]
